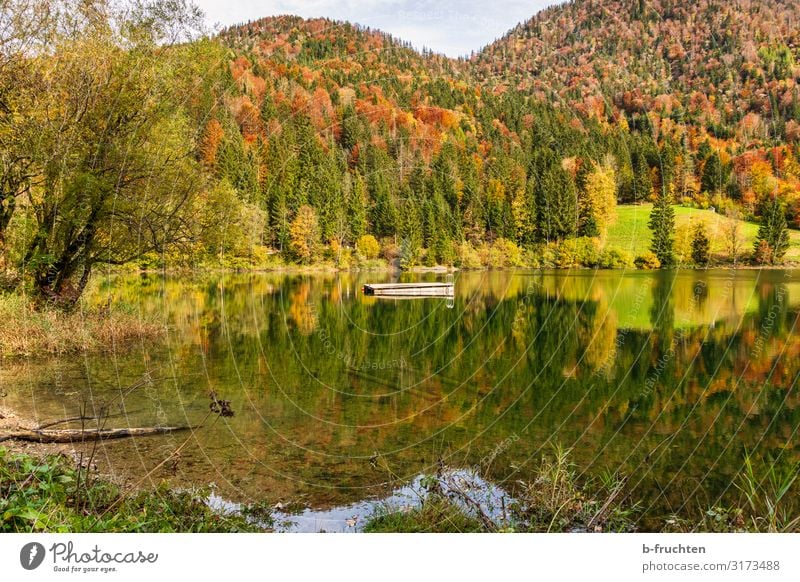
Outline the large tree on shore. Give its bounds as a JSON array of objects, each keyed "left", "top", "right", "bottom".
[
  {"left": 0, "top": 1, "right": 57, "bottom": 271},
  {"left": 4, "top": 0, "right": 211, "bottom": 306}
]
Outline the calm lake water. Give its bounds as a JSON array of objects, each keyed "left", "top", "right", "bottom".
[{"left": 3, "top": 269, "right": 800, "bottom": 530}]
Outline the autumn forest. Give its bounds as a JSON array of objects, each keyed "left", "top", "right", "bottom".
[{"left": 1, "top": 0, "right": 800, "bottom": 304}]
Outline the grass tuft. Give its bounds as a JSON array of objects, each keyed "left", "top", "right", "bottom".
[{"left": 0, "top": 293, "right": 163, "bottom": 358}]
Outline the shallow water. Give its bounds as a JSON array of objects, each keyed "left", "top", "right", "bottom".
[{"left": 2, "top": 269, "right": 799, "bottom": 530}]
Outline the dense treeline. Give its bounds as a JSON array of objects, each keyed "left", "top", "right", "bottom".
[
  {"left": 201, "top": 8, "right": 800, "bottom": 268},
  {"left": 1, "top": 1, "right": 800, "bottom": 306}
]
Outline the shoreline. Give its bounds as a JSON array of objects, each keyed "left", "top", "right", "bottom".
[{"left": 123, "top": 262, "right": 800, "bottom": 277}]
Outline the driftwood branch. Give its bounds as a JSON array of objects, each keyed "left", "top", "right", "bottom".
[
  {"left": 34, "top": 408, "right": 145, "bottom": 431},
  {"left": 0, "top": 425, "right": 195, "bottom": 443}
]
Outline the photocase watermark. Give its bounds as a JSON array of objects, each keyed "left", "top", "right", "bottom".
[
  {"left": 473, "top": 433, "right": 520, "bottom": 473},
  {"left": 309, "top": 303, "right": 408, "bottom": 371},
  {"left": 19, "top": 541, "right": 158, "bottom": 574},
  {"left": 20, "top": 542, "right": 46, "bottom": 570}
]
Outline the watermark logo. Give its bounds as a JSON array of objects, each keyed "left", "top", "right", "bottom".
[{"left": 20, "top": 542, "right": 46, "bottom": 570}]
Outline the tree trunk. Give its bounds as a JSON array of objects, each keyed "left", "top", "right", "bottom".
[{"left": 0, "top": 425, "right": 194, "bottom": 443}]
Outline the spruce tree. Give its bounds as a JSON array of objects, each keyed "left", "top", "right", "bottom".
[
  {"left": 754, "top": 196, "right": 789, "bottom": 265},
  {"left": 632, "top": 153, "right": 653, "bottom": 202},
  {"left": 348, "top": 172, "right": 368, "bottom": 241},
  {"left": 691, "top": 223, "right": 710, "bottom": 266},
  {"left": 648, "top": 189, "right": 675, "bottom": 267},
  {"left": 533, "top": 152, "right": 577, "bottom": 241},
  {"left": 700, "top": 151, "right": 726, "bottom": 195}
]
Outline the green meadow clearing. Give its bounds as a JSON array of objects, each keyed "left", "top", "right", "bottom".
[{"left": 606, "top": 204, "right": 800, "bottom": 262}]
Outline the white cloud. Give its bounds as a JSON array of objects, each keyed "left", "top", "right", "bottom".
[{"left": 193, "top": 0, "right": 557, "bottom": 57}]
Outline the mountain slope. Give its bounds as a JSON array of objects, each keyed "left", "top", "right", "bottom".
[
  {"left": 474, "top": 0, "right": 800, "bottom": 143},
  {"left": 194, "top": 5, "right": 800, "bottom": 268}
]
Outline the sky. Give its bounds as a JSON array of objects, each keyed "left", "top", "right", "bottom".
[{"left": 193, "top": 0, "right": 558, "bottom": 58}]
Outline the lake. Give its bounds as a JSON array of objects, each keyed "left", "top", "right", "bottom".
[{"left": 2, "top": 269, "right": 799, "bottom": 531}]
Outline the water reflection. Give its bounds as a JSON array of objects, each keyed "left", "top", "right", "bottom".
[{"left": 1, "top": 269, "right": 799, "bottom": 526}]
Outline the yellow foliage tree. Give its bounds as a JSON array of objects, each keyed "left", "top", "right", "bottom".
[
  {"left": 356, "top": 234, "right": 380, "bottom": 259},
  {"left": 584, "top": 161, "right": 617, "bottom": 243},
  {"left": 289, "top": 205, "right": 320, "bottom": 264}
]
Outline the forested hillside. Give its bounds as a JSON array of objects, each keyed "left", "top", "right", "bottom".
[
  {"left": 203, "top": 14, "right": 653, "bottom": 268},
  {"left": 2, "top": 0, "right": 800, "bottom": 306},
  {"left": 202, "top": 2, "right": 800, "bottom": 269},
  {"left": 474, "top": 0, "right": 800, "bottom": 210}
]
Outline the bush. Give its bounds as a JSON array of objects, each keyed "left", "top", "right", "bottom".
[
  {"left": 554, "top": 240, "right": 579, "bottom": 268},
  {"left": 635, "top": 251, "right": 662, "bottom": 269},
  {"left": 380, "top": 238, "right": 400, "bottom": 262},
  {"left": 753, "top": 240, "right": 773, "bottom": 265},
  {"left": 598, "top": 248, "right": 634, "bottom": 269},
  {"left": 523, "top": 246, "right": 545, "bottom": 269},
  {"left": 456, "top": 241, "right": 483, "bottom": 269},
  {"left": 487, "top": 238, "right": 523, "bottom": 268},
  {"left": 554, "top": 237, "right": 601, "bottom": 268},
  {"left": 356, "top": 235, "right": 380, "bottom": 260}
]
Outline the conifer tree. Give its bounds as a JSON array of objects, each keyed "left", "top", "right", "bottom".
[
  {"left": 754, "top": 196, "right": 789, "bottom": 265},
  {"left": 691, "top": 223, "right": 710, "bottom": 266},
  {"left": 348, "top": 172, "right": 368, "bottom": 242},
  {"left": 648, "top": 188, "right": 675, "bottom": 267},
  {"left": 700, "top": 151, "right": 726, "bottom": 195}
]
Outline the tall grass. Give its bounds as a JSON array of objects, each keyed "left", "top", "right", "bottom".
[
  {"left": 735, "top": 453, "right": 800, "bottom": 532},
  {"left": 0, "top": 293, "right": 163, "bottom": 358},
  {"left": 365, "top": 445, "right": 639, "bottom": 533}
]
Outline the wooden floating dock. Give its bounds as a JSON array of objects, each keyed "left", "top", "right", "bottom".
[{"left": 363, "top": 282, "right": 454, "bottom": 297}]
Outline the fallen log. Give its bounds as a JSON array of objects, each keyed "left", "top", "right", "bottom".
[{"left": 0, "top": 425, "right": 195, "bottom": 444}]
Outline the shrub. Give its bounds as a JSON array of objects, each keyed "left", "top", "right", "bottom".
[
  {"left": 598, "top": 248, "right": 634, "bottom": 269},
  {"left": 635, "top": 251, "right": 662, "bottom": 270},
  {"left": 487, "top": 238, "right": 523, "bottom": 268},
  {"left": 753, "top": 240, "right": 773, "bottom": 265},
  {"left": 523, "top": 246, "right": 544, "bottom": 269},
  {"left": 356, "top": 235, "right": 380, "bottom": 260},
  {"left": 537, "top": 243, "right": 558, "bottom": 269},
  {"left": 555, "top": 237, "right": 601, "bottom": 268},
  {"left": 554, "top": 240, "right": 579, "bottom": 268},
  {"left": 380, "top": 238, "right": 400, "bottom": 262},
  {"left": 456, "top": 241, "right": 483, "bottom": 269}
]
